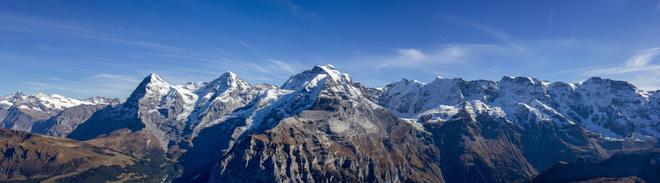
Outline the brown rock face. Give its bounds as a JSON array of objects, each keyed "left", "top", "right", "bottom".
[
  {"left": 0, "top": 128, "right": 178, "bottom": 182},
  {"left": 211, "top": 94, "right": 444, "bottom": 183},
  {"left": 31, "top": 104, "right": 108, "bottom": 137},
  {"left": 422, "top": 103, "right": 609, "bottom": 183},
  {"left": 425, "top": 113, "right": 536, "bottom": 183},
  {"left": 84, "top": 128, "right": 164, "bottom": 159},
  {"left": 0, "top": 128, "right": 134, "bottom": 182}
]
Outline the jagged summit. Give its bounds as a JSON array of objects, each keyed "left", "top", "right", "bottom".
[
  {"left": 281, "top": 64, "right": 351, "bottom": 90},
  {"left": 203, "top": 71, "right": 250, "bottom": 92},
  {"left": 214, "top": 71, "right": 238, "bottom": 82},
  {"left": 500, "top": 75, "right": 542, "bottom": 86},
  {"left": 581, "top": 76, "right": 639, "bottom": 91},
  {"left": 126, "top": 73, "right": 171, "bottom": 103},
  {"left": 387, "top": 78, "right": 424, "bottom": 86},
  {"left": 137, "top": 73, "right": 170, "bottom": 90},
  {"left": 428, "top": 76, "right": 463, "bottom": 84},
  {"left": 146, "top": 72, "right": 168, "bottom": 85},
  {"left": 311, "top": 64, "right": 337, "bottom": 74},
  {"left": 9, "top": 91, "right": 25, "bottom": 98}
]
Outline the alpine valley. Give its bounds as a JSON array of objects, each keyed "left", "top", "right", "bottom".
[{"left": 1, "top": 65, "right": 658, "bottom": 183}]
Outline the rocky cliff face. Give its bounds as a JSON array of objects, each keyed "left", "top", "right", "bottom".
[
  {"left": 420, "top": 101, "right": 608, "bottom": 182},
  {"left": 424, "top": 102, "right": 536, "bottom": 183},
  {"left": 200, "top": 65, "right": 444, "bottom": 182},
  {"left": 30, "top": 104, "right": 110, "bottom": 137}
]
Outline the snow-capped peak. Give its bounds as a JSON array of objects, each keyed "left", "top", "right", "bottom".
[
  {"left": 83, "top": 96, "right": 120, "bottom": 105},
  {"left": 143, "top": 73, "right": 170, "bottom": 91},
  {"left": 500, "top": 76, "right": 540, "bottom": 86},
  {"left": 147, "top": 72, "right": 168, "bottom": 86},
  {"left": 0, "top": 92, "right": 21, "bottom": 107},
  {"left": 388, "top": 78, "right": 424, "bottom": 87},
  {"left": 379, "top": 74, "right": 660, "bottom": 139},
  {"left": 429, "top": 76, "right": 462, "bottom": 84},
  {"left": 312, "top": 64, "right": 350, "bottom": 83},
  {"left": 281, "top": 64, "right": 351, "bottom": 91},
  {"left": 7, "top": 91, "right": 27, "bottom": 101},
  {"left": 33, "top": 93, "right": 94, "bottom": 109},
  {"left": 0, "top": 92, "right": 114, "bottom": 110},
  {"left": 580, "top": 77, "right": 638, "bottom": 92},
  {"left": 125, "top": 73, "right": 173, "bottom": 106},
  {"left": 202, "top": 71, "right": 250, "bottom": 93}
]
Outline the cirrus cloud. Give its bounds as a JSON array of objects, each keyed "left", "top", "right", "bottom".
[{"left": 583, "top": 47, "right": 660, "bottom": 90}]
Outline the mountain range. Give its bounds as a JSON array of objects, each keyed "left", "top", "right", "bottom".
[{"left": 0, "top": 64, "right": 658, "bottom": 182}]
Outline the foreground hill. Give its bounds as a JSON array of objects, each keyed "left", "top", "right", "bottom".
[{"left": 0, "top": 128, "right": 173, "bottom": 182}]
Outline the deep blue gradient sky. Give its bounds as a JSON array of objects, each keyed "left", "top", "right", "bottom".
[{"left": 1, "top": 0, "right": 660, "bottom": 98}]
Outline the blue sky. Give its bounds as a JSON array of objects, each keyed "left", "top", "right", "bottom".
[{"left": 1, "top": 0, "right": 660, "bottom": 98}]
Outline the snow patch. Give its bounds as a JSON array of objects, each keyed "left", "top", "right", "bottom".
[
  {"left": 0, "top": 100, "right": 12, "bottom": 106},
  {"left": 328, "top": 119, "right": 349, "bottom": 134}
]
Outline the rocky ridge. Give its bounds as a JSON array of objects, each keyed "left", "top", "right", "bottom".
[{"left": 1, "top": 65, "right": 658, "bottom": 182}]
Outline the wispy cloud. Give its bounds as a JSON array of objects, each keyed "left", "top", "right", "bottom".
[
  {"left": 22, "top": 74, "right": 141, "bottom": 98},
  {"left": 548, "top": 65, "right": 613, "bottom": 76},
  {"left": 335, "top": 38, "right": 612, "bottom": 87},
  {"left": 83, "top": 35, "right": 184, "bottom": 51},
  {"left": 0, "top": 13, "right": 305, "bottom": 93},
  {"left": 90, "top": 74, "right": 141, "bottom": 83},
  {"left": 586, "top": 47, "right": 660, "bottom": 75},
  {"left": 272, "top": 0, "right": 316, "bottom": 18},
  {"left": 0, "top": 14, "right": 184, "bottom": 52},
  {"left": 625, "top": 48, "right": 660, "bottom": 67},
  {"left": 250, "top": 64, "right": 272, "bottom": 73},
  {"left": 0, "top": 14, "right": 110, "bottom": 37},
  {"left": 237, "top": 40, "right": 252, "bottom": 48},
  {"left": 545, "top": 9, "right": 555, "bottom": 34},
  {"left": 580, "top": 47, "right": 660, "bottom": 90},
  {"left": 376, "top": 43, "right": 518, "bottom": 70},
  {"left": 445, "top": 16, "right": 529, "bottom": 53},
  {"left": 397, "top": 49, "right": 426, "bottom": 61},
  {"left": 268, "top": 59, "right": 296, "bottom": 74},
  {"left": 376, "top": 46, "right": 465, "bottom": 69},
  {"left": 143, "top": 52, "right": 235, "bottom": 66}
]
